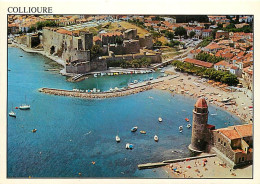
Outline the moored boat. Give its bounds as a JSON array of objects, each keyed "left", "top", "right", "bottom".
[
  {"left": 154, "top": 135, "right": 159, "bottom": 142},
  {"left": 131, "top": 126, "right": 138, "bottom": 132},
  {"left": 116, "top": 135, "right": 120, "bottom": 142},
  {"left": 140, "top": 130, "right": 146, "bottom": 134},
  {"left": 19, "top": 104, "right": 30, "bottom": 110},
  {"left": 32, "top": 129, "right": 37, "bottom": 133},
  {"left": 185, "top": 118, "right": 189, "bottom": 122},
  {"left": 187, "top": 124, "right": 191, "bottom": 128},
  {"left": 19, "top": 96, "right": 30, "bottom": 110},
  {"left": 9, "top": 111, "right": 16, "bottom": 117},
  {"left": 158, "top": 117, "right": 162, "bottom": 122},
  {"left": 126, "top": 143, "right": 133, "bottom": 149}
]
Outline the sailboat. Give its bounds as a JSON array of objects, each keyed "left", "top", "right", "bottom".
[
  {"left": 19, "top": 96, "right": 30, "bottom": 110},
  {"left": 9, "top": 104, "right": 16, "bottom": 117}
]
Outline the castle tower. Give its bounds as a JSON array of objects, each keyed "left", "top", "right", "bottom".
[{"left": 189, "top": 98, "right": 209, "bottom": 153}]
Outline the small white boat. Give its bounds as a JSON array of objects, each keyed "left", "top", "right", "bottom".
[
  {"left": 19, "top": 104, "right": 30, "bottom": 110},
  {"left": 93, "top": 73, "right": 97, "bottom": 77},
  {"left": 158, "top": 117, "right": 162, "bottom": 122},
  {"left": 19, "top": 96, "right": 30, "bottom": 110},
  {"left": 179, "top": 126, "right": 183, "bottom": 130},
  {"left": 32, "top": 129, "right": 37, "bottom": 133},
  {"left": 187, "top": 124, "right": 191, "bottom": 128},
  {"left": 9, "top": 111, "right": 16, "bottom": 117},
  {"left": 116, "top": 135, "right": 120, "bottom": 142},
  {"left": 154, "top": 135, "right": 159, "bottom": 142},
  {"left": 179, "top": 130, "right": 183, "bottom": 133},
  {"left": 211, "top": 113, "right": 217, "bottom": 116},
  {"left": 131, "top": 126, "right": 138, "bottom": 132},
  {"left": 126, "top": 143, "right": 133, "bottom": 149},
  {"left": 133, "top": 80, "right": 138, "bottom": 84}
]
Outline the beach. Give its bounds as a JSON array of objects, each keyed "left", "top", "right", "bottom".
[
  {"left": 163, "top": 153, "right": 252, "bottom": 178},
  {"left": 156, "top": 69, "right": 253, "bottom": 123}
]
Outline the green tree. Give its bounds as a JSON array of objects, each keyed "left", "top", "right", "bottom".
[
  {"left": 90, "top": 45, "right": 102, "bottom": 59},
  {"left": 189, "top": 31, "right": 196, "bottom": 38},
  {"left": 174, "top": 27, "right": 187, "bottom": 39},
  {"left": 115, "top": 36, "right": 123, "bottom": 45}
]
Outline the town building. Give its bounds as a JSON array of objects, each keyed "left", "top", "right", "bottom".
[{"left": 183, "top": 58, "right": 213, "bottom": 68}]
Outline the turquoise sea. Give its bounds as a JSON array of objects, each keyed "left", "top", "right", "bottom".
[{"left": 7, "top": 47, "right": 243, "bottom": 178}]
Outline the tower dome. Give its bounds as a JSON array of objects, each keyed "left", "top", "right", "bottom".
[{"left": 195, "top": 98, "right": 208, "bottom": 108}]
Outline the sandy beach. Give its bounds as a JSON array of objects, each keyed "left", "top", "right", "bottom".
[
  {"left": 163, "top": 153, "right": 252, "bottom": 178},
  {"left": 155, "top": 69, "right": 253, "bottom": 123}
]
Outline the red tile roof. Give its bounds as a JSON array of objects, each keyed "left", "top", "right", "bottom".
[
  {"left": 214, "top": 60, "right": 230, "bottom": 66},
  {"left": 101, "top": 32, "right": 122, "bottom": 37},
  {"left": 93, "top": 36, "right": 101, "bottom": 42},
  {"left": 217, "top": 124, "right": 253, "bottom": 140},
  {"left": 56, "top": 29, "right": 72, "bottom": 35},
  {"left": 205, "top": 42, "right": 221, "bottom": 50},
  {"left": 219, "top": 128, "right": 241, "bottom": 140},
  {"left": 235, "top": 124, "right": 253, "bottom": 137},
  {"left": 184, "top": 58, "right": 213, "bottom": 68}
]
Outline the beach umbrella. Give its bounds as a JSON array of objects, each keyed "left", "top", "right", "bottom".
[{"left": 187, "top": 165, "right": 191, "bottom": 169}]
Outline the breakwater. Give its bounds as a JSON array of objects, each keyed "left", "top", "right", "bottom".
[
  {"left": 138, "top": 154, "right": 216, "bottom": 169},
  {"left": 39, "top": 81, "right": 163, "bottom": 99}
]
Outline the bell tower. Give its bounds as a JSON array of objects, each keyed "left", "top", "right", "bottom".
[{"left": 189, "top": 98, "right": 209, "bottom": 153}]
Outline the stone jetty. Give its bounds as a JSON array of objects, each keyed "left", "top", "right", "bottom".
[{"left": 38, "top": 82, "right": 162, "bottom": 99}]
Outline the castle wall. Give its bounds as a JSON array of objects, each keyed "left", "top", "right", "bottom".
[
  {"left": 123, "top": 40, "right": 140, "bottom": 54},
  {"left": 66, "top": 61, "right": 91, "bottom": 74},
  {"left": 139, "top": 34, "right": 153, "bottom": 49},
  {"left": 123, "top": 29, "right": 137, "bottom": 40}
]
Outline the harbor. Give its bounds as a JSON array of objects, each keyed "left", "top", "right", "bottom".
[{"left": 39, "top": 75, "right": 179, "bottom": 99}]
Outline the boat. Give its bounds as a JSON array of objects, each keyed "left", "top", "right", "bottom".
[
  {"left": 116, "top": 135, "right": 120, "bottom": 142},
  {"left": 154, "top": 135, "right": 159, "bottom": 142},
  {"left": 93, "top": 73, "right": 97, "bottom": 77},
  {"left": 19, "top": 96, "right": 30, "bottom": 110},
  {"left": 133, "top": 80, "right": 138, "bottom": 84},
  {"left": 179, "top": 126, "right": 183, "bottom": 131},
  {"left": 9, "top": 104, "right": 16, "bottom": 117},
  {"left": 158, "top": 117, "right": 162, "bottom": 122},
  {"left": 185, "top": 118, "right": 189, "bottom": 122},
  {"left": 179, "top": 129, "right": 183, "bottom": 133},
  {"left": 211, "top": 113, "right": 217, "bottom": 116},
  {"left": 187, "top": 124, "right": 191, "bottom": 128},
  {"left": 140, "top": 130, "right": 146, "bottom": 134},
  {"left": 126, "top": 143, "right": 133, "bottom": 149},
  {"left": 8, "top": 111, "right": 16, "bottom": 118},
  {"left": 32, "top": 129, "right": 37, "bottom": 133},
  {"left": 131, "top": 126, "right": 138, "bottom": 132}
]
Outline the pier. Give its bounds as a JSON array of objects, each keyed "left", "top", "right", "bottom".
[
  {"left": 39, "top": 75, "right": 178, "bottom": 99},
  {"left": 138, "top": 154, "right": 216, "bottom": 169}
]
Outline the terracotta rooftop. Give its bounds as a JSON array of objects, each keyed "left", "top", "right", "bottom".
[
  {"left": 184, "top": 58, "right": 213, "bottom": 68},
  {"left": 56, "top": 29, "right": 72, "bottom": 35},
  {"left": 93, "top": 36, "right": 101, "bottom": 42},
  {"left": 100, "top": 32, "right": 122, "bottom": 37},
  {"left": 205, "top": 42, "right": 221, "bottom": 50},
  {"left": 195, "top": 98, "right": 208, "bottom": 108},
  {"left": 217, "top": 124, "right": 253, "bottom": 140},
  {"left": 235, "top": 124, "right": 253, "bottom": 137},
  {"left": 214, "top": 60, "right": 230, "bottom": 66},
  {"left": 219, "top": 128, "right": 241, "bottom": 140}
]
